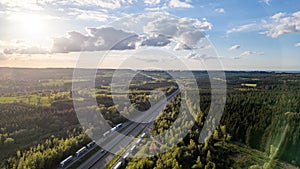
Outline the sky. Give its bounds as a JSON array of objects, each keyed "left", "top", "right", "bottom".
[{"left": 0, "top": 0, "right": 299, "bottom": 70}]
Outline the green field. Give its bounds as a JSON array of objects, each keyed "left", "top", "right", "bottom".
[
  {"left": 241, "top": 83, "right": 257, "bottom": 87},
  {"left": 0, "top": 92, "right": 71, "bottom": 106}
]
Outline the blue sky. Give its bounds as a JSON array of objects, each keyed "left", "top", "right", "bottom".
[{"left": 0, "top": 0, "right": 299, "bottom": 70}]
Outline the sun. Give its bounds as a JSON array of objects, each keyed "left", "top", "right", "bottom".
[{"left": 10, "top": 12, "right": 47, "bottom": 41}]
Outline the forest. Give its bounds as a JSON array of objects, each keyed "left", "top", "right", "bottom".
[
  {"left": 124, "top": 71, "right": 300, "bottom": 169},
  {"left": 0, "top": 68, "right": 299, "bottom": 168}
]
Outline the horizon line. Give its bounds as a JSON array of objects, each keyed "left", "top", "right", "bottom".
[{"left": 1, "top": 66, "right": 300, "bottom": 73}]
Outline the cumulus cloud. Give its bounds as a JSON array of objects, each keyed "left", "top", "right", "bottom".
[
  {"left": 227, "top": 23, "right": 256, "bottom": 34},
  {"left": 199, "top": 45, "right": 212, "bottom": 49},
  {"left": 141, "top": 34, "right": 171, "bottom": 47},
  {"left": 52, "top": 27, "right": 140, "bottom": 53},
  {"left": 144, "top": 17, "right": 212, "bottom": 50},
  {"left": 169, "top": 0, "right": 193, "bottom": 8},
  {"left": 228, "top": 45, "right": 240, "bottom": 51},
  {"left": 50, "top": 13, "right": 213, "bottom": 53},
  {"left": 295, "top": 42, "right": 300, "bottom": 47},
  {"left": 215, "top": 8, "right": 225, "bottom": 13},
  {"left": 260, "top": 11, "right": 300, "bottom": 38}
]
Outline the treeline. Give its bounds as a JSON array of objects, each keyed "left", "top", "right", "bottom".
[
  {"left": 0, "top": 103, "right": 79, "bottom": 167},
  {"left": 3, "top": 129, "right": 89, "bottom": 169}
]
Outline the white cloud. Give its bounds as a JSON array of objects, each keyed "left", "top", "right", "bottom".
[
  {"left": 186, "top": 52, "right": 218, "bottom": 60},
  {"left": 240, "top": 50, "right": 254, "bottom": 56},
  {"left": 262, "top": 0, "right": 270, "bottom": 5},
  {"left": 144, "top": 4, "right": 168, "bottom": 11},
  {"left": 260, "top": 11, "right": 300, "bottom": 38},
  {"left": 71, "top": 0, "right": 130, "bottom": 9},
  {"left": 141, "top": 34, "right": 171, "bottom": 47},
  {"left": 233, "top": 50, "right": 264, "bottom": 59},
  {"left": 0, "top": 39, "right": 51, "bottom": 55},
  {"left": 215, "top": 8, "right": 225, "bottom": 13},
  {"left": 52, "top": 27, "right": 140, "bottom": 53},
  {"left": 144, "top": 0, "right": 161, "bottom": 5},
  {"left": 70, "top": 8, "right": 110, "bottom": 22},
  {"left": 228, "top": 45, "right": 240, "bottom": 51},
  {"left": 227, "top": 23, "right": 255, "bottom": 34},
  {"left": 199, "top": 45, "right": 212, "bottom": 49},
  {"left": 226, "top": 11, "right": 300, "bottom": 38},
  {"left": 169, "top": 0, "right": 193, "bottom": 8},
  {"left": 233, "top": 50, "right": 259, "bottom": 59},
  {"left": 3, "top": 46, "right": 50, "bottom": 55},
  {"left": 0, "top": 0, "right": 135, "bottom": 11},
  {"left": 144, "top": 16, "right": 212, "bottom": 50},
  {"left": 295, "top": 42, "right": 300, "bottom": 47},
  {"left": 145, "top": 7, "right": 161, "bottom": 11},
  {"left": 271, "top": 12, "right": 285, "bottom": 20},
  {"left": 0, "top": 0, "right": 44, "bottom": 11},
  {"left": 45, "top": 12, "right": 213, "bottom": 53}
]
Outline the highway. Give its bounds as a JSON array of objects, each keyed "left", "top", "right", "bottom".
[{"left": 76, "top": 88, "right": 180, "bottom": 169}]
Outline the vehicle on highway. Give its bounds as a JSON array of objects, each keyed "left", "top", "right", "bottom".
[
  {"left": 136, "top": 138, "right": 141, "bottom": 145},
  {"left": 140, "top": 132, "right": 146, "bottom": 138},
  {"left": 130, "top": 145, "right": 136, "bottom": 152},
  {"left": 103, "top": 130, "right": 110, "bottom": 137},
  {"left": 116, "top": 123, "right": 123, "bottom": 129},
  {"left": 123, "top": 152, "right": 130, "bottom": 159},
  {"left": 59, "top": 155, "right": 73, "bottom": 168},
  {"left": 100, "top": 149, "right": 105, "bottom": 153},
  {"left": 113, "top": 161, "right": 123, "bottom": 169},
  {"left": 111, "top": 123, "right": 123, "bottom": 132},
  {"left": 86, "top": 141, "right": 96, "bottom": 149},
  {"left": 75, "top": 147, "right": 87, "bottom": 157}
]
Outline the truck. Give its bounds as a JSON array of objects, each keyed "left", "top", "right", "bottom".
[
  {"left": 136, "top": 138, "right": 141, "bottom": 145},
  {"left": 103, "top": 130, "right": 110, "bottom": 137},
  {"left": 75, "top": 147, "right": 87, "bottom": 157},
  {"left": 140, "top": 132, "right": 146, "bottom": 138},
  {"left": 130, "top": 145, "right": 136, "bottom": 152},
  {"left": 113, "top": 161, "right": 123, "bottom": 169},
  {"left": 59, "top": 155, "right": 73, "bottom": 168},
  {"left": 111, "top": 123, "right": 123, "bottom": 132},
  {"left": 123, "top": 152, "right": 130, "bottom": 159}
]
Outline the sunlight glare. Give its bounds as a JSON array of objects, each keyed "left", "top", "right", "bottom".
[{"left": 10, "top": 12, "right": 47, "bottom": 40}]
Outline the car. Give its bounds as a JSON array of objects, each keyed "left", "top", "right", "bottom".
[{"left": 86, "top": 141, "right": 96, "bottom": 149}]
